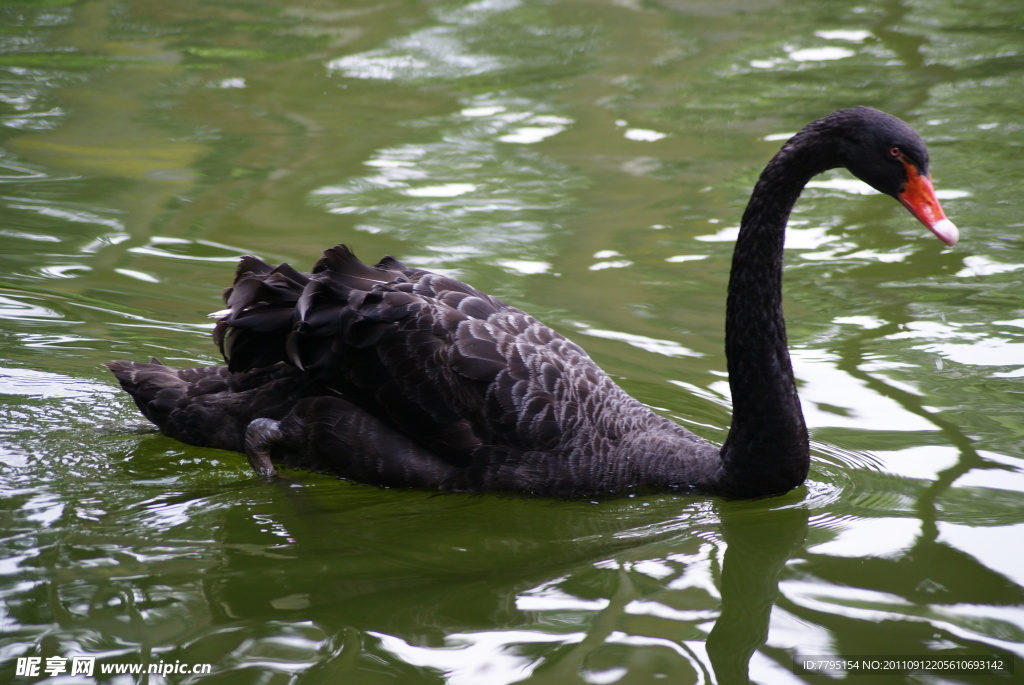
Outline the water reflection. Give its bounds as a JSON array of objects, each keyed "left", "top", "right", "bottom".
[
  {"left": 327, "top": 0, "right": 587, "bottom": 83},
  {"left": 791, "top": 449, "right": 1024, "bottom": 678},
  {"left": 310, "top": 92, "right": 583, "bottom": 274},
  {"left": 708, "top": 503, "right": 808, "bottom": 684},
  {"left": 134, "top": 488, "right": 809, "bottom": 684},
  {"left": 149, "top": 485, "right": 809, "bottom": 684}
]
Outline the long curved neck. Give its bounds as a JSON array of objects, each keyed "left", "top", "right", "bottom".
[{"left": 716, "top": 131, "right": 835, "bottom": 497}]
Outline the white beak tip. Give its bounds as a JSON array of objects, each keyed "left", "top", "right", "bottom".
[{"left": 931, "top": 218, "right": 959, "bottom": 247}]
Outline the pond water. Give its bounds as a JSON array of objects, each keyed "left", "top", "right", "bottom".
[{"left": 1, "top": 0, "right": 1022, "bottom": 683}]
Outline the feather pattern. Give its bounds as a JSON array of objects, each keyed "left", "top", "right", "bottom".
[{"left": 210, "top": 245, "right": 720, "bottom": 494}]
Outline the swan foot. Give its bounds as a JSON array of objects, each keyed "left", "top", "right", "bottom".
[{"left": 245, "top": 417, "right": 282, "bottom": 478}]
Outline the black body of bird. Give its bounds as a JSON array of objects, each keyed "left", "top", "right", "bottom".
[{"left": 107, "top": 107, "right": 957, "bottom": 498}]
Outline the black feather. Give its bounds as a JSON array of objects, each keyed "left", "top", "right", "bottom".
[{"left": 108, "top": 108, "right": 947, "bottom": 497}]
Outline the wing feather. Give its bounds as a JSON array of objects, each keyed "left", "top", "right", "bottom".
[{"left": 215, "top": 244, "right": 563, "bottom": 465}]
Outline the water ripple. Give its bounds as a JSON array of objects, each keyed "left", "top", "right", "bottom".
[{"left": 310, "top": 92, "right": 584, "bottom": 269}]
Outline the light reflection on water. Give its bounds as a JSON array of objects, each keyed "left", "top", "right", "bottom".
[
  {"left": 0, "top": 0, "right": 1022, "bottom": 683},
  {"left": 309, "top": 91, "right": 584, "bottom": 275}
]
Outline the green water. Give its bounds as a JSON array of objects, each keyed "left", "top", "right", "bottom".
[{"left": 1, "top": 0, "right": 1022, "bottom": 683}]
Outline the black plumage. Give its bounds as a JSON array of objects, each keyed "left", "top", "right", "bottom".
[{"left": 107, "top": 107, "right": 956, "bottom": 498}]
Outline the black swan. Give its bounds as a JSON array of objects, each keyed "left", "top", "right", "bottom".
[{"left": 107, "top": 107, "right": 957, "bottom": 498}]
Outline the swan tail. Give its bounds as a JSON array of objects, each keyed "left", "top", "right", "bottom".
[
  {"left": 105, "top": 359, "right": 195, "bottom": 427},
  {"left": 105, "top": 360, "right": 313, "bottom": 453}
]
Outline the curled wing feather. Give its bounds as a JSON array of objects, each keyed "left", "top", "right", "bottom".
[{"left": 214, "top": 245, "right": 589, "bottom": 466}]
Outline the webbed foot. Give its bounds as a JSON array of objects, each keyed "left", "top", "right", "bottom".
[{"left": 244, "top": 417, "right": 283, "bottom": 477}]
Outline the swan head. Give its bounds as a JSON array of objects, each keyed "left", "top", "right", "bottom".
[{"left": 826, "top": 107, "right": 959, "bottom": 246}]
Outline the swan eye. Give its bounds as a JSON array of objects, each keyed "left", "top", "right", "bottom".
[{"left": 889, "top": 146, "right": 902, "bottom": 158}]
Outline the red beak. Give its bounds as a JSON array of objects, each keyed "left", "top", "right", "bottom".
[{"left": 897, "top": 160, "right": 958, "bottom": 246}]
